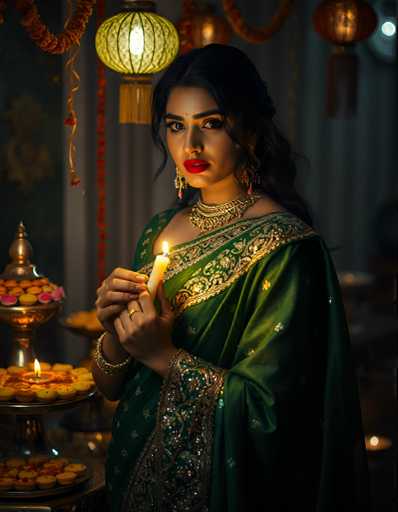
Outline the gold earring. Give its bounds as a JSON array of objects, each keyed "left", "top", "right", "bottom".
[
  {"left": 239, "top": 169, "right": 253, "bottom": 195},
  {"left": 174, "top": 166, "right": 186, "bottom": 200}
]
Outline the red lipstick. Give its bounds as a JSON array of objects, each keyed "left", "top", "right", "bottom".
[{"left": 183, "top": 159, "right": 210, "bottom": 174}]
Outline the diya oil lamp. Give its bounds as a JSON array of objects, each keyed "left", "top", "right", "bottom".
[
  {"left": 0, "top": 222, "right": 63, "bottom": 366},
  {"left": 22, "top": 358, "right": 55, "bottom": 385}
]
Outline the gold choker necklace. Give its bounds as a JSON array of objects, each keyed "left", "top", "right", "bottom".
[{"left": 189, "top": 194, "right": 261, "bottom": 233}]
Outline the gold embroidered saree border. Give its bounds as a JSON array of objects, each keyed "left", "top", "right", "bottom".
[
  {"left": 138, "top": 213, "right": 270, "bottom": 279},
  {"left": 137, "top": 213, "right": 315, "bottom": 317},
  {"left": 172, "top": 218, "right": 315, "bottom": 316},
  {"left": 121, "top": 350, "right": 225, "bottom": 512}
]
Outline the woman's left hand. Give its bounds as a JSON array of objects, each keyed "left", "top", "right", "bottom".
[{"left": 113, "top": 281, "right": 178, "bottom": 377}]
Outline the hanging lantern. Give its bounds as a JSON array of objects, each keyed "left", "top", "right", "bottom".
[
  {"left": 191, "top": 5, "right": 232, "bottom": 48},
  {"left": 95, "top": 1, "right": 179, "bottom": 124},
  {"left": 313, "top": 0, "right": 377, "bottom": 117}
]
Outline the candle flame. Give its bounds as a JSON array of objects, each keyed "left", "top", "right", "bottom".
[
  {"left": 34, "top": 358, "right": 41, "bottom": 378},
  {"left": 370, "top": 436, "right": 379, "bottom": 447},
  {"left": 162, "top": 241, "right": 169, "bottom": 256}
]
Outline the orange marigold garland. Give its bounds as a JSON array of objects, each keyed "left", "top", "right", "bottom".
[
  {"left": 64, "top": 46, "right": 81, "bottom": 187},
  {"left": 96, "top": 0, "right": 106, "bottom": 284},
  {"left": 14, "top": 0, "right": 96, "bottom": 54},
  {"left": 222, "top": 0, "right": 294, "bottom": 43}
]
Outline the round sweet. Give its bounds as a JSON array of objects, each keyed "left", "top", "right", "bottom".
[
  {"left": 15, "top": 389, "right": 36, "bottom": 402},
  {"left": 71, "top": 367, "right": 89, "bottom": 376},
  {"left": 36, "top": 474, "right": 56, "bottom": 489},
  {"left": 35, "top": 389, "right": 57, "bottom": 402},
  {"left": 56, "top": 471, "right": 77, "bottom": 486},
  {"left": 64, "top": 463, "right": 86, "bottom": 476},
  {"left": 55, "top": 386, "right": 76, "bottom": 400},
  {"left": 4, "top": 279, "right": 17, "bottom": 288},
  {"left": 19, "top": 280, "right": 32, "bottom": 289},
  {"left": 18, "top": 470, "right": 38, "bottom": 479},
  {"left": 37, "top": 277, "right": 49, "bottom": 285},
  {"left": 76, "top": 371, "right": 93, "bottom": 381},
  {"left": 38, "top": 292, "right": 52, "bottom": 304},
  {"left": 0, "top": 477, "right": 15, "bottom": 490},
  {"left": 14, "top": 478, "right": 36, "bottom": 491},
  {"left": 55, "top": 458, "right": 69, "bottom": 467},
  {"left": 0, "top": 295, "right": 17, "bottom": 306},
  {"left": 51, "top": 287, "right": 65, "bottom": 302},
  {"left": 0, "top": 286, "right": 6, "bottom": 295},
  {"left": 5, "top": 468, "right": 18, "bottom": 478},
  {"left": 19, "top": 293, "right": 38, "bottom": 306},
  {"left": 6, "top": 458, "right": 25, "bottom": 469},
  {"left": 7, "top": 366, "right": 26, "bottom": 375},
  {"left": 0, "top": 387, "right": 15, "bottom": 401},
  {"left": 73, "top": 381, "right": 93, "bottom": 394},
  {"left": 28, "top": 455, "right": 49, "bottom": 466},
  {"left": 52, "top": 363, "right": 73, "bottom": 372},
  {"left": 43, "top": 460, "right": 64, "bottom": 470},
  {"left": 9, "top": 287, "right": 24, "bottom": 297},
  {"left": 26, "top": 286, "right": 42, "bottom": 295}
]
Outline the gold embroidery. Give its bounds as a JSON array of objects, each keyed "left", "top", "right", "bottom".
[
  {"left": 122, "top": 350, "right": 225, "bottom": 512},
  {"left": 138, "top": 213, "right": 315, "bottom": 317},
  {"left": 172, "top": 216, "right": 314, "bottom": 316},
  {"left": 262, "top": 279, "right": 271, "bottom": 291},
  {"left": 139, "top": 215, "right": 270, "bottom": 278}
]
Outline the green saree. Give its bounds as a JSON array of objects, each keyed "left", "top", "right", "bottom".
[{"left": 106, "top": 209, "right": 370, "bottom": 511}]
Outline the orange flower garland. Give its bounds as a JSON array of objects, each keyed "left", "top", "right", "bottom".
[
  {"left": 222, "top": 0, "right": 294, "bottom": 44},
  {"left": 14, "top": 0, "right": 96, "bottom": 54}
]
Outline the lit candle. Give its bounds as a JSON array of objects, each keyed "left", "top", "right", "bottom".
[
  {"left": 147, "top": 241, "right": 170, "bottom": 300},
  {"left": 365, "top": 435, "right": 392, "bottom": 452}
]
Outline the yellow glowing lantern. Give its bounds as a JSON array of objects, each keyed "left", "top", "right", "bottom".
[{"left": 95, "top": 1, "right": 179, "bottom": 124}]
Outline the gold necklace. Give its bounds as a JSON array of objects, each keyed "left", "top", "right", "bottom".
[{"left": 189, "top": 194, "right": 261, "bottom": 232}]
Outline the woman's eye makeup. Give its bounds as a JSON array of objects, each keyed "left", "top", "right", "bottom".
[
  {"left": 202, "top": 117, "right": 224, "bottom": 129},
  {"left": 165, "top": 117, "right": 224, "bottom": 132},
  {"left": 165, "top": 121, "right": 184, "bottom": 132}
]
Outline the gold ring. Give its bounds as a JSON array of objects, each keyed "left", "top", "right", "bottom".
[{"left": 128, "top": 308, "right": 140, "bottom": 319}]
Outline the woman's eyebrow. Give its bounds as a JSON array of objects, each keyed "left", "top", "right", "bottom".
[{"left": 164, "top": 109, "right": 223, "bottom": 121}]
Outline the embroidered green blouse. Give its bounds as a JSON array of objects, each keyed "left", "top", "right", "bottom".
[{"left": 106, "top": 209, "right": 370, "bottom": 512}]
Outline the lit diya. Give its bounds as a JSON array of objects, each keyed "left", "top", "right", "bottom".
[{"left": 22, "top": 359, "right": 55, "bottom": 385}]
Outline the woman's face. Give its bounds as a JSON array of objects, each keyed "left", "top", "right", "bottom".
[{"left": 164, "top": 86, "right": 242, "bottom": 192}]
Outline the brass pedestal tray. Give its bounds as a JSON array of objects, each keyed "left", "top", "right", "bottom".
[
  {"left": 0, "top": 222, "right": 63, "bottom": 367},
  {"left": 0, "top": 391, "right": 96, "bottom": 457},
  {"left": 59, "top": 320, "right": 116, "bottom": 432}
]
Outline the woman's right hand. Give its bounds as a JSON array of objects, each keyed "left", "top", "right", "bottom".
[{"left": 95, "top": 268, "right": 148, "bottom": 337}]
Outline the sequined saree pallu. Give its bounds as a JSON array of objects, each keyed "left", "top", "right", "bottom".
[{"left": 106, "top": 210, "right": 370, "bottom": 512}]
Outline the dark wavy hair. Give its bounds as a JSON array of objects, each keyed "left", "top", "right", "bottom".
[{"left": 151, "top": 44, "right": 313, "bottom": 226}]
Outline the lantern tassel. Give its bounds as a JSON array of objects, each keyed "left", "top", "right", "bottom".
[
  {"left": 326, "top": 45, "right": 358, "bottom": 118},
  {"left": 120, "top": 75, "right": 152, "bottom": 124}
]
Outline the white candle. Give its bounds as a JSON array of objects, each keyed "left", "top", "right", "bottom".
[{"left": 147, "top": 241, "right": 170, "bottom": 299}]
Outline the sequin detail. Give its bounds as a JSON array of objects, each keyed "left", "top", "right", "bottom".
[
  {"left": 262, "top": 279, "right": 271, "bottom": 291},
  {"left": 122, "top": 350, "right": 225, "bottom": 512}
]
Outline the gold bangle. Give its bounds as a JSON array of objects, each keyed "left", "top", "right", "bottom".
[{"left": 94, "top": 332, "right": 132, "bottom": 375}]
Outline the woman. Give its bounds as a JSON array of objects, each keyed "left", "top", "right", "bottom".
[{"left": 93, "top": 44, "right": 370, "bottom": 511}]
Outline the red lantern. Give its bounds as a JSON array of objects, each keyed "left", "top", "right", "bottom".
[{"left": 313, "top": 0, "right": 377, "bottom": 117}]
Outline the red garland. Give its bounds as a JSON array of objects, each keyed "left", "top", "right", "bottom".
[{"left": 96, "top": 0, "right": 106, "bottom": 285}]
